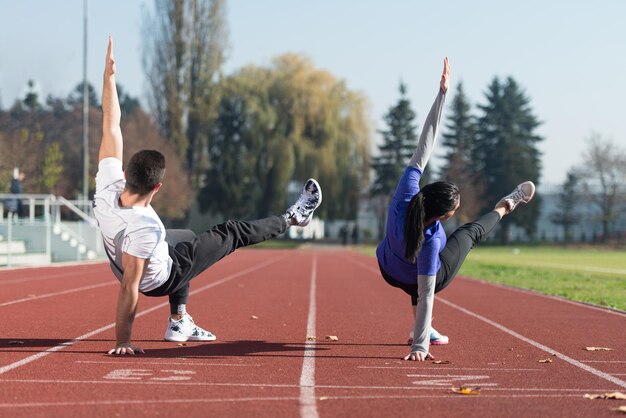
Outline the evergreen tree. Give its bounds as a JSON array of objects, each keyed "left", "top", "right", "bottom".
[
  {"left": 550, "top": 170, "right": 581, "bottom": 242},
  {"left": 439, "top": 81, "right": 483, "bottom": 225},
  {"left": 66, "top": 82, "right": 99, "bottom": 108},
  {"left": 371, "top": 82, "right": 419, "bottom": 238},
  {"left": 475, "top": 77, "right": 543, "bottom": 242},
  {"left": 23, "top": 80, "right": 42, "bottom": 111}
]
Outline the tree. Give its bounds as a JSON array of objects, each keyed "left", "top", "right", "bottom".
[
  {"left": 23, "top": 80, "right": 43, "bottom": 111},
  {"left": 371, "top": 82, "right": 419, "bottom": 238},
  {"left": 0, "top": 84, "right": 193, "bottom": 221},
  {"left": 142, "top": 0, "right": 228, "bottom": 188},
  {"left": 475, "top": 77, "right": 543, "bottom": 242},
  {"left": 66, "top": 82, "right": 99, "bottom": 109},
  {"left": 550, "top": 170, "right": 581, "bottom": 242},
  {"left": 439, "top": 81, "right": 483, "bottom": 225},
  {"left": 578, "top": 133, "right": 626, "bottom": 241},
  {"left": 198, "top": 54, "right": 371, "bottom": 220},
  {"left": 42, "top": 142, "right": 64, "bottom": 193},
  {"left": 116, "top": 85, "right": 141, "bottom": 115}
]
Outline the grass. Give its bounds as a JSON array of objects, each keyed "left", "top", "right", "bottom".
[{"left": 356, "top": 245, "right": 626, "bottom": 311}]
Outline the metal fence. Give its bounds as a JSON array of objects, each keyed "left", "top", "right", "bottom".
[{"left": 0, "top": 194, "right": 104, "bottom": 267}]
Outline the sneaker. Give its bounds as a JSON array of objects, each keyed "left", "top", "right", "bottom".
[
  {"left": 287, "top": 178, "right": 322, "bottom": 227},
  {"left": 407, "top": 328, "right": 449, "bottom": 346},
  {"left": 429, "top": 327, "right": 449, "bottom": 345},
  {"left": 496, "top": 181, "right": 536, "bottom": 213},
  {"left": 164, "top": 315, "right": 216, "bottom": 342}
]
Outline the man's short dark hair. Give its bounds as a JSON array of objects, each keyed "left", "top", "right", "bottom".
[{"left": 125, "top": 150, "right": 166, "bottom": 196}]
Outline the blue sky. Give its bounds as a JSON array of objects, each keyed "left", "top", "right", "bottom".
[{"left": 1, "top": 0, "right": 624, "bottom": 186}]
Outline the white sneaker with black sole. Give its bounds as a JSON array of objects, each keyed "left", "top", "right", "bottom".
[
  {"left": 287, "top": 178, "right": 322, "bottom": 227},
  {"left": 164, "top": 314, "right": 216, "bottom": 342},
  {"left": 496, "top": 181, "right": 536, "bottom": 213}
]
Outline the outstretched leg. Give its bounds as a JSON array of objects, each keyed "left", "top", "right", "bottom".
[{"left": 435, "top": 181, "right": 536, "bottom": 293}]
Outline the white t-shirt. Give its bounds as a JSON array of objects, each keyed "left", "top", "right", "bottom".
[{"left": 93, "top": 157, "right": 172, "bottom": 292}]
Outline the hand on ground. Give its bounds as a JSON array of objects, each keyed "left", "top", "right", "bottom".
[
  {"left": 107, "top": 343, "right": 145, "bottom": 356},
  {"left": 404, "top": 351, "right": 435, "bottom": 361}
]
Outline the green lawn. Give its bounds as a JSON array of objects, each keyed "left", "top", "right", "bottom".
[{"left": 357, "top": 245, "right": 626, "bottom": 311}]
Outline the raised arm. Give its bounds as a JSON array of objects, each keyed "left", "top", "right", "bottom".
[
  {"left": 99, "top": 36, "right": 123, "bottom": 162},
  {"left": 408, "top": 57, "right": 450, "bottom": 171}
]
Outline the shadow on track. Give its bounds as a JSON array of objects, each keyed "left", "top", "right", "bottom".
[{"left": 141, "top": 339, "right": 329, "bottom": 359}]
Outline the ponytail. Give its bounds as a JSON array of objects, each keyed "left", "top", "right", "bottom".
[
  {"left": 404, "top": 192, "right": 426, "bottom": 263},
  {"left": 404, "top": 181, "right": 460, "bottom": 263}
]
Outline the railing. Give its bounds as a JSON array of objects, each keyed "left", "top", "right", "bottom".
[{"left": 0, "top": 193, "right": 103, "bottom": 267}]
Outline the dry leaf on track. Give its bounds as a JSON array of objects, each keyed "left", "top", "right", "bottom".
[
  {"left": 177, "top": 343, "right": 187, "bottom": 347},
  {"left": 432, "top": 360, "right": 451, "bottom": 364},
  {"left": 325, "top": 335, "right": 339, "bottom": 341},
  {"left": 306, "top": 336, "right": 316, "bottom": 341},
  {"left": 584, "top": 347, "right": 613, "bottom": 351},
  {"left": 613, "top": 406, "right": 626, "bottom": 413},
  {"left": 538, "top": 358, "right": 553, "bottom": 363},
  {"left": 250, "top": 315, "right": 258, "bottom": 320},
  {"left": 451, "top": 386, "right": 481, "bottom": 395},
  {"left": 584, "top": 392, "right": 626, "bottom": 400}
]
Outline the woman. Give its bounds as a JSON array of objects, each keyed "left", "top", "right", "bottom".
[{"left": 375, "top": 58, "right": 535, "bottom": 361}]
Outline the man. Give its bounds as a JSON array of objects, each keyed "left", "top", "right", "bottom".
[{"left": 94, "top": 37, "right": 321, "bottom": 355}]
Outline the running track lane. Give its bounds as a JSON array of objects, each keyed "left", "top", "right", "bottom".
[{"left": 1, "top": 248, "right": 625, "bottom": 417}]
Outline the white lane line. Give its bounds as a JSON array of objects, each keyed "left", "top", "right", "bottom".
[
  {"left": 2, "top": 378, "right": 617, "bottom": 393},
  {"left": 470, "top": 279, "right": 626, "bottom": 317},
  {"left": 0, "top": 392, "right": 603, "bottom": 408},
  {"left": 0, "top": 256, "right": 284, "bottom": 376},
  {"left": 0, "top": 268, "right": 105, "bottom": 285},
  {"left": 0, "top": 281, "right": 115, "bottom": 307},
  {"left": 75, "top": 361, "right": 259, "bottom": 367},
  {"left": 582, "top": 361, "right": 626, "bottom": 363},
  {"left": 0, "top": 391, "right": 601, "bottom": 409},
  {"left": 343, "top": 255, "right": 626, "bottom": 389},
  {"left": 299, "top": 254, "right": 319, "bottom": 418},
  {"left": 437, "top": 297, "right": 626, "bottom": 389},
  {"left": 344, "top": 255, "right": 626, "bottom": 317},
  {"left": 358, "top": 366, "right": 543, "bottom": 372}
]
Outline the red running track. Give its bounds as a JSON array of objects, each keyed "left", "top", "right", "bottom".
[{"left": 1, "top": 248, "right": 625, "bottom": 417}]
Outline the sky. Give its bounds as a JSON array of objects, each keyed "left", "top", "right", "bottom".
[{"left": 1, "top": 0, "right": 625, "bottom": 187}]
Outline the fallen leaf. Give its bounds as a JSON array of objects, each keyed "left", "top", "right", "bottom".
[
  {"left": 584, "top": 347, "right": 613, "bottom": 351},
  {"left": 177, "top": 343, "right": 187, "bottom": 347},
  {"left": 538, "top": 358, "right": 553, "bottom": 363},
  {"left": 251, "top": 315, "right": 258, "bottom": 320},
  {"left": 451, "top": 386, "right": 481, "bottom": 395},
  {"left": 584, "top": 392, "right": 626, "bottom": 400},
  {"left": 8, "top": 340, "right": 24, "bottom": 345},
  {"left": 325, "top": 335, "right": 339, "bottom": 341},
  {"left": 432, "top": 360, "right": 451, "bottom": 364},
  {"left": 306, "top": 336, "right": 316, "bottom": 341},
  {"left": 613, "top": 406, "right": 626, "bottom": 413},
  {"left": 319, "top": 396, "right": 329, "bottom": 401}
]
